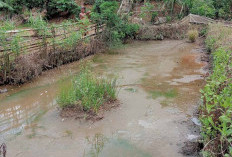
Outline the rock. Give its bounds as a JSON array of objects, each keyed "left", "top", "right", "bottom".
[
  {"left": 187, "top": 134, "right": 200, "bottom": 142},
  {"left": 0, "top": 88, "right": 8, "bottom": 94},
  {"left": 191, "top": 117, "right": 201, "bottom": 126}
]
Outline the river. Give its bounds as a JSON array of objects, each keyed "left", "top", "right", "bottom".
[{"left": 0, "top": 40, "right": 207, "bottom": 157}]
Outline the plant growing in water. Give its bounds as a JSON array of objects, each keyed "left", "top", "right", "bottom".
[
  {"left": 187, "top": 29, "right": 198, "bottom": 42},
  {"left": 57, "top": 62, "right": 117, "bottom": 113}
]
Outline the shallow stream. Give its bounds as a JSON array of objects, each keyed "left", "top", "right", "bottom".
[{"left": 0, "top": 40, "right": 206, "bottom": 157}]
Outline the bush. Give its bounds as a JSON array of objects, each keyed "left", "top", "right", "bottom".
[
  {"left": 91, "top": 0, "right": 139, "bottom": 47},
  {"left": 190, "top": 0, "right": 216, "bottom": 18},
  {"left": 187, "top": 29, "right": 198, "bottom": 42},
  {"left": 46, "top": 0, "right": 81, "bottom": 18},
  {"left": 57, "top": 63, "right": 117, "bottom": 113}
]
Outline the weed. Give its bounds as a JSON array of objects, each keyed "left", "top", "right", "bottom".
[
  {"left": 187, "top": 29, "right": 198, "bottom": 43},
  {"left": 57, "top": 62, "right": 118, "bottom": 113}
]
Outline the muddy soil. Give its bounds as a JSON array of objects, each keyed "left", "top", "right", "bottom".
[{"left": 0, "top": 40, "right": 207, "bottom": 157}]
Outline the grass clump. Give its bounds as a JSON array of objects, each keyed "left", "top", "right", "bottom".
[
  {"left": 57, "top": 63, "right": 117, "bottom": 113},
  {"left": 187, "top": 29, "right": 198, "bottom": 43}
]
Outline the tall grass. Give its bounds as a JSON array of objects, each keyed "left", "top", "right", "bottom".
[
  {"left": 57, "top": 63, "right": 117, "bottom": 113},
  {"left": 187, "top": 29, "right": 198, "bottom": 43}
]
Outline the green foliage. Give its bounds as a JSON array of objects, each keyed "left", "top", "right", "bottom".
[
  {"left": 190, "top": 0, "right": 216, "bottom": 18},
  {"left": 159, "top": 0, "right": 232, "bottom": 19},
  {"left": 57, "top": 63, "right": 117, "bottom": 113},
  {"left": 139, "top": 2, "right": 154, "bottom": 19},
  {"left": 0, "top": 1, "right": 14, "bottom": 12},
  {"left": 28, "top": 13, "right": 50, "bottom": 36},
  {"left": 0, "top": 20, "right": 15, "bottom": 31},
  {"left": 1, "top": 0, "right": 81, "bottom": 18},
  {"left": 166, "top": 15, "right": 172, "bottom": 22},
  {"left": 46, "top": 0, "right": 81, "bottom": 18},
  {"left": 200, "top": 24, "right": 232, "bottom": 156},
  {"left": 151, "top": 11, "right": 158, "bottom": 23},
  {"left": 91, "top": 0, "right": 139, "bottom": 48},
  {"left": 0, "top": 21, "right": 22, "bottom": 55}
]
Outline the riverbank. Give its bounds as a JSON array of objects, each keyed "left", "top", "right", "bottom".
[{"left": 199, "top": 23, "right": 232, "bottom": 156}]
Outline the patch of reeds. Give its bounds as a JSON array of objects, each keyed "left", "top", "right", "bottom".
[
  {"left": 187, "top": 29, "right": 198, "bottom": 42},
  {"left": 57, "top": 62, "right": 117, "bottom": 113}
]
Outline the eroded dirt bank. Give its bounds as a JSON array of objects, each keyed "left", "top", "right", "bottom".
[{"left": 0, "top": 40, "right": 207, "bottom": 157}]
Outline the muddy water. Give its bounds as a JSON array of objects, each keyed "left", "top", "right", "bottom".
[{"left": 0, "top": 40, "right": 206, "bottom": 157}]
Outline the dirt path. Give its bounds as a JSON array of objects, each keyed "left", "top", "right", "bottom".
[{"left": 0, "top": 40, "right": 207, "bottom": 157}]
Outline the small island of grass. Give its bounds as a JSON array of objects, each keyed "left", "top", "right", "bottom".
[{"left": 57, "top": 63, "right": 119, "bottom": 120}]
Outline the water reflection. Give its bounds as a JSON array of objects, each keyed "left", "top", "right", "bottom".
[
  {"left": 85, "top": 134, "right": 152, "bottom": 157},
  {"left": 0, "top": 84, "right": 56, "bottom": 138}
]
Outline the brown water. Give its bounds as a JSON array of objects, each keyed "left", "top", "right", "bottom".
[{"left": 0, "top": 40, "right": 206, "bottom": 157}]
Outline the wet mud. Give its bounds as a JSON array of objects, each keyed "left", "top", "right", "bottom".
[{"left": 0, "top": 40, "right": 207, "bottom": 157}]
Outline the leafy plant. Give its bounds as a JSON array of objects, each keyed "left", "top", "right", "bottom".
[{"left": 91, "top": 0, "right": 139, "bottom": 48}]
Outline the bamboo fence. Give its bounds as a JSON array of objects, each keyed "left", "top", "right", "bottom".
[{"left": 0, "top": 23, "right": 103, "bottom": 83}]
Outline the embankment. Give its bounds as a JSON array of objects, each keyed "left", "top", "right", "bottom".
[
  {"left": 200, "top": 23, "right": 232, "bottom": 156},
  {"left": 0, "top": 36, "right": 104, "bottom": 85},
  {"left": 136, "top": 23, "right": 189, "bottom": 40}
]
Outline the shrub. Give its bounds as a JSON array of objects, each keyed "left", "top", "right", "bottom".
[
  {"left": 46, "top": 0, "right": 81, "bottom": 18},
  {"left": 190, "top": 0, "right": 216, "bottom": 18},
  {"left": 57, "top": 63, "right": 117, "bottom": 113},
  {"left": 91, "top": 0, "right": 139, "bottom": 47},
  {"left": 187, "top": 29, "right": 198, "bottom": 42}
]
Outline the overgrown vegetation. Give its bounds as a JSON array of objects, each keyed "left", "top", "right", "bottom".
[
  {"left": 57, "top": 62, "right": 117, "bottom": 113},
  {"left": 200, "top": 23, "right": 232, "bottom": 156},
  {"left": 91, "top": 0, "right": 139, "bottom": 47},
  {"left": 143, "top": 0, "right": 232, "bottom": 20},
  {"left": 0, "top": 0, "right": 81, "bottom": 18}
]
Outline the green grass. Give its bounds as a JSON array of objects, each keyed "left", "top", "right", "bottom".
[{"left": 57, "top": 63, "right": 117, "bottom": 113}]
